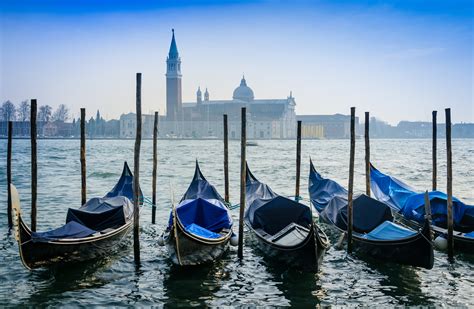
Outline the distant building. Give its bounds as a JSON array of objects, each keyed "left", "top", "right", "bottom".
[
  {"left": 119, "top": 112, "right": 156, "bottom": 138},
  {"left": 159, "top": 30, "right": 297, "bottom": 139},
  {"left": 296, "top": 114, "right": 359, "bottom": 139}
]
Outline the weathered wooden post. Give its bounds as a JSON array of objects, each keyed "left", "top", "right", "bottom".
[
  {"left": 80, "top": 108, "right": 86, "bottom": 205},
  {"left": 365, "top": 112, "right": 370, "bottom": 196},
  {"left": 445, "top": 108, "right": 453, "bottom": 260},
  {"left": 152, "top": 111, "right": 158, "bottom": 224},
  {"left": 295, "top": 120, "right": 302, "bottom": 200},
  {"left": 432, "top": 111, "right": 437, "bottom": 191},
  {"left": 134, "top": 73, "right": 142, "bottom": 265},
  {"left": 223, "top": 114, "right": 230, "bottom": 203},
  {"left": 347, "top": 107, "right": 356, "bottom": 253},
  {"left": 7, "top": 121, "right": 13, "bottom": 228},
  {"left": 30, "top": 99, "right": 37, "bottom": 232},
  {"left": 238, "top": 107, "right": 247, "bottom": 259}
]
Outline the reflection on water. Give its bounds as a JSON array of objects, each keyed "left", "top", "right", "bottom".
[{"left": 0, "top": 139, "right": 473, "bottom": 306}]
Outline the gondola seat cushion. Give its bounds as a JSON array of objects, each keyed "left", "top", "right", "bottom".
[
  {"left": 32, "top": 221, "right": 97, "bottom": 242},
  {"left": 172, "top": 198, "right": 232, "bottom": 234},
  {"left": 66, "top": 196, "right": 133, "bottom": 231}
]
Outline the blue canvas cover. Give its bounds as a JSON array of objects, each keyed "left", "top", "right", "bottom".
[
  {"left": 169, "top": 162, "right": 232, "bottom": 239},
  {"left": 309, "top": 161, "right": 394, "bottom": 233},
  {"left": 32, "top": 221, "right": 96, "bottom": 242},
  {"left": 245, "top": 164, "right": 312, "bottom": 235},
  {"left": 362, "top": 221, "right": 416, "bottom": 241},
  {"left": 31, "top": 162, "right": 136, "bottom": 242},
  {"left": 370, "top": 164, "right": 474, "bottom": 231}
]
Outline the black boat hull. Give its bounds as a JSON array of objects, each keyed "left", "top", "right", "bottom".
[
  {"left": 165, "top": 222, "right": 230, "bottom": 266},
  {"left": 246, "top": 220, "right": 328, "bottom": 272},
  {"left": 321, "top": 217, "right": 434, "bottom": 269},
  {"left": 15, "top": 216, "right": 132, "bottom": 269},
  {"left": 393, "top": 212, "right": 474, "bottom": 254}
]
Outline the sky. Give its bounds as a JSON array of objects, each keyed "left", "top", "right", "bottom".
[{"left": 0, "top": 0, "right": 472, "bottom": 124}]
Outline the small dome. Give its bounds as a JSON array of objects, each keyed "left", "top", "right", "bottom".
[{"left": 232, "top": 77, "right": 254, "bottom": 102}]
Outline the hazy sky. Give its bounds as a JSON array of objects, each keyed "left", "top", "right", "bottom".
[{"left": 1, "top": 0, "right": 472, "bottom": 124}]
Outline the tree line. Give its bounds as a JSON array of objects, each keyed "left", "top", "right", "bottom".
[{"left": 0, "top": 100, "right": 70, "bottom": 122}]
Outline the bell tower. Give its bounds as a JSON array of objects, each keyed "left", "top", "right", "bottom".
[{"left": 166, "top": 29, "right": 182, "bottom": 121}]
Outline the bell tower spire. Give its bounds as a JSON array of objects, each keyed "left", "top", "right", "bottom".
[{"left": 166, "top": 28, "right": 182, "bottom": 121}]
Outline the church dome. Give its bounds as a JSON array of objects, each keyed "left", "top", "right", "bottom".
[{"left": 232, "top": 77, "right": 254, "bottom": 102}]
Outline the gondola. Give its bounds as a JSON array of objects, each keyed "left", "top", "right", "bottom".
[
  {"left": 10, "top": 162, "right": 142, "bottom": 270},
  {"left": 309, "top": 160, "right": 434, "bottom": 269},
  {"left": 370, "top": 164, "right": 474, "bottom": 254},
  {"left": 244, "top": 164, "right": 329, "bottom": 272},
  {"left": 160, "top": 161, "right": 235, "bottom": 266}
]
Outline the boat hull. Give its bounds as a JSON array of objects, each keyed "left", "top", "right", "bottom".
[
  {"left": 246, "top": 220, "right": 328, "bottom": 272},
  {"left": 165, "top": 223, "right": 230, "bottom": 266},
  {"left": 321, "top": 217, "right": 434, "bottom": 269},
  {"left": 392, "top": 212, "right": 474, "bottom": 254},
  {"left": 16, "top": 217, "right": 132, "bottom": 269}
]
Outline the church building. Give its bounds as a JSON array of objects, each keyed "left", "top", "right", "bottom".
[{"left": 161, "top": 30, "right": 297, "bottom": 139}]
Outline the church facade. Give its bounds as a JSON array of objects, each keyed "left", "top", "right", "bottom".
[{"left": 161, "top": 30, "right": 297, "bottom": 139}]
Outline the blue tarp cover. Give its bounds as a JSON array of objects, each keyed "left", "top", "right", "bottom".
[
  {"left": 32, "top": 221, "right": 96, "bottom": 242},
  {"left": 168, "top": 162, "right": 232, "bottom": 239},
  {"left": 309, "top": 162, "right": 393, "bottom": 233},
  {"left": 362, "top": 221, "right": 417, "bottom": 240},
  {"left": 185, "top": 223, "right": 222, "bottom": 239},
  {"left": 370, "top": 165, "right": 474, "bottom": 230},
  {"left": 465, "top": 231, "right": 474, "bottom": 238},
  {"left": 170, "top": 198, "right": 232, "bottom": 233},
  {"left": 245, "top": 165, "right": 312, "bottom": 235}
]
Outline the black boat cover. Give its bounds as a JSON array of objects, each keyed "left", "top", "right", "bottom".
[
  {"left": 66, "top": 196, "right": 133, "bottom": 231},
  {"left": 31, "top": 162, "right": 136, "bottom": 242},
  {"left": 309, "top": 161, "right": 393, "bottom": 233},
  {"left": 168, "top": 161, "right": 232, "bottom": 239},
  {"left": 245, "top": 164, "right": 312, "bottom": 235}
]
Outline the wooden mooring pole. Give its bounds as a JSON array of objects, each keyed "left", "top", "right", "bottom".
[
  {"left": 223, "top": 114, "right": 230, "bottom": 203},
  {"left": 238, "top": 107, "right": 247, "bottom": 259},
  {"left": 152, "top": 111, "right": 158, "bottom": 224},
  {"left": 295, "top": 120, "right": 302, "bottom": 200},
  {"left": 134, "top": 73, "right": 142, "bottom": 265},
  {"left": 365, "top": 112, "right": 370, "bottom": 197},
  {"left": 445, "top": 108, "right": 453, "bottom": 260},
  {"left": 347, "top": 107, "right": 356, "bottom": 254},
  {"left": 80, "top": 108, "right": 86, "bottom": 205},
  {"left": 7, "top": 121, "right": 13, "bottom": 229},
  {"left": 432, "top": 111, "right": 437, "bottom": 191},
  {"left": 30, "top": 99, "right": 37, "bottom": 232}
]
